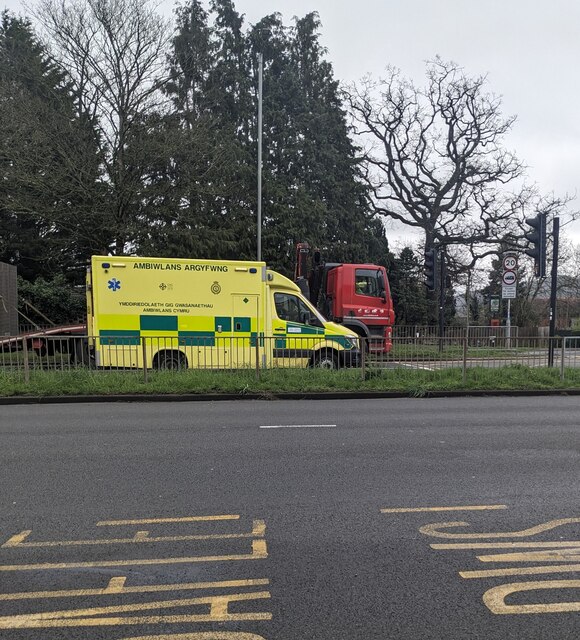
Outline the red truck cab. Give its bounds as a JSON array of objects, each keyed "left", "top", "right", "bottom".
[
  {"left": 294, "top": 243, "right": 394, "bottom": 354},
  {"left": 323, "top": 263, "right": 394, "bottom": 353}
]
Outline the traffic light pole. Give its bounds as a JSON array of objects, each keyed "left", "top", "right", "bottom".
[
  {"left": 548, "top": 217, "right": 560, "bottom": 367},
  {"left": 438, "top": 251, "right": 445, "bottom": 352}
]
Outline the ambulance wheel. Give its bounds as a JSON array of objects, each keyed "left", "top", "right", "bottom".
[
  {"left": 312, "top": 349, "right": 339, "bottom": 370},
  {"left": 69, "top": 339, "right": 92, "bottom": 367},
  {"left": 154, "top": 350, "right": 188, "bottom": 370}
]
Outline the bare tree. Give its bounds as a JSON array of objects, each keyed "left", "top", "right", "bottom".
[
  {"left": 346, "top": 58, "right": 528, "bottom": 259},
  {"left": 33, "top": 0, "right": 170, "bottom": 253}
]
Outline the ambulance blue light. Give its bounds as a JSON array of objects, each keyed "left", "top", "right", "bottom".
[
  {"left": 249, "top": 268, "right": 257, "bottom": 273},
  {"left": 102, "top": 263, "right": 110, "bottom": 269}
]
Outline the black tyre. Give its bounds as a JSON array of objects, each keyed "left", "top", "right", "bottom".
[
  {"left": 69, "top": 338, "right": 93, "bottom": 367},
  {"left": 313, "top": 349, "right": 339, "bottom": 370},
  {"left": 155, "top": 351, "right": 187, "bottom": 370}
]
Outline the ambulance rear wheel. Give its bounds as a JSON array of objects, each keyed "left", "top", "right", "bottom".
[
  {"left": 154, "top": 350, "right": 188, "bottom": 370},
  {"left": 69, "top": 338, "right": 93, "bottom": 367},
  {"left": 312, "top": 349, "right": 339, "bottom": 370}
]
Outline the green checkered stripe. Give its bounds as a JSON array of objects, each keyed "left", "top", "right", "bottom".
[
  {"left": 273, "top": 323, "right": 353, "bottom": 350},
  {"left": 99, "top": 316, "right": 353, "bottom": 350},
  {"left": 99, "top": 315, "right": 257, "bottom": 347},
  {"left": 274, "top": 336, "right": 353, "bottom": 349}
]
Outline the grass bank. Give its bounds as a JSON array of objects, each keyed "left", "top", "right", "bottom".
[{"left": 1, "top": 365, "right": 579, "bottom": 398}]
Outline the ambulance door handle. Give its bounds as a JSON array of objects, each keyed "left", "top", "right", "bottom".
[{"left": 273, "top": 325, "right": 285, "bottom": 332}]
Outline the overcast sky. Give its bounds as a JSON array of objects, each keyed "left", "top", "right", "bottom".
[{"left": 4, "top": 0, "right": 580, "bottom": 246}]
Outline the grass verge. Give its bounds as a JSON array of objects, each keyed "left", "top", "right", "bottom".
[{"left": 1, "top": 365, "right": 579, "bottom": 397}]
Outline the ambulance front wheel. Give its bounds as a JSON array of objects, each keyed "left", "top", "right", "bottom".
[
  {"left": 154, "top": 350, "right": 188, "bottom": 370},
  {"left": 312, "top": 349, "right": 339, "bottom": 370}
]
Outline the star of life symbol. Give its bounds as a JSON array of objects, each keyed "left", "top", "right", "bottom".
[{"left": 108, "top": 278, "right": 121, "bottom": 292}]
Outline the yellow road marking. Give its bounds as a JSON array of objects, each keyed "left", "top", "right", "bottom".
[
  {"left": 477, "top": 549, "right": 580, "bottom": 563},
  {"left": 106, "top": 577, "right": 127, "bottom": 593},
  {"left": 432, "top": 541, "right": 580, "bottom": 550},
  {"left": 2, "top": 520, "right": 266, "bottom": 549},
  {"left": 0, "top": 591, "right": 272, "bottom": 629},
  {"left": 0, "top": 539, "right": 267, "bottom": 572},
  {"left": 121, "top": 634, "right": 267, "bottom": 639},
  {"left": 0, "top": 577, "right": 270, "bottom": 602},
  {"left": 2, "top": 530, "right": 32, "bottom": 546},
  {"left": 420, "top": 517, "right": 580, "bottom": 539},
  {"left": 97, "top": 515, "right": 239, "bottom": 526},
  {"left": 483, "top": 580, "right": 580, "bottom": 614},
  {"left": 460, "top": 563, "right": 580, "bottom": 579},
  {"left": 381, "top": 505, "right": 507, "bottom": 514}
]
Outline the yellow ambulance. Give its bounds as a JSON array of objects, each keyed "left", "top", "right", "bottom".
[{"left": 87, "top": 256, "right": 360, "bottom": 370}]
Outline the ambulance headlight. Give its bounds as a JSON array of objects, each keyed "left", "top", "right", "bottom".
[{"left": 346, "top": 335, "right": 359, "bottom": 349}]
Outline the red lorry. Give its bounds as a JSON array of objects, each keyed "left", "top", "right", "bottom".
[{"left": 294, "top": 243, "right": 394, "bottom": 353}]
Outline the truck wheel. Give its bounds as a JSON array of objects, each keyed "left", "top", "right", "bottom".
[
  {"left": 313, "top": 349, "right": 339, "bottom": 370},
  {"left": 155, "top": 351, "right": 187, "bottom": 370}
]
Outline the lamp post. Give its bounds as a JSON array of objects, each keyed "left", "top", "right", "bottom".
[{"left": 257, "top": 52, "right": 263, "bottom": 262}]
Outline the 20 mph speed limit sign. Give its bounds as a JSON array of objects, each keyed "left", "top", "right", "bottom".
[{"left": 503, "top": 255, "right": 518, "bottom": 270}]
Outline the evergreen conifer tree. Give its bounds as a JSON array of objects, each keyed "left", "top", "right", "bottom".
[{"left": 0, "top": 12, "right": 101, "bottom": 282}]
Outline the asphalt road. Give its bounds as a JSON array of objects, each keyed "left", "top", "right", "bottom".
[{"left": 1, "top": 397, "right": 580, "bottom": 639}]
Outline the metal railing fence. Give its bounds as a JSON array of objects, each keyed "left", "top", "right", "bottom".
[
  {"left": 2, "top": 334, "right": 580, "bottom": 383},
  {"left": 393, "top": 325, "right": 519, "bottom": 345}
]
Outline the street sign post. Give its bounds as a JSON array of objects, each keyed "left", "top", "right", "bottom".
[{"left": 502, "top": 253, "right": 518, "bottom": 347}]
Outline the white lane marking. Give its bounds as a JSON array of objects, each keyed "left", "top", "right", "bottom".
[
  {"left": 259, "top": 424, "right": 337, "bottom": 429},
  {"left": 396, "top": 362, "right": 435, "bottom": 371}
]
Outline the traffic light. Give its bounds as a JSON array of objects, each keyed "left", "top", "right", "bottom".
[
  {"left": 424, "top": 248, "right": 438, "bottom": 291},
  {"left": 524, "top": 213, "right": 547, "bottom": 278}
]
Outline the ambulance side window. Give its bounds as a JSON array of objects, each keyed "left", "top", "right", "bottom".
[
  {"left": 275, "top": 293, "right": 300, "bottom": 322},
  {"left": 274, "top": 293, "right": 313, "bottom": 324}
]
